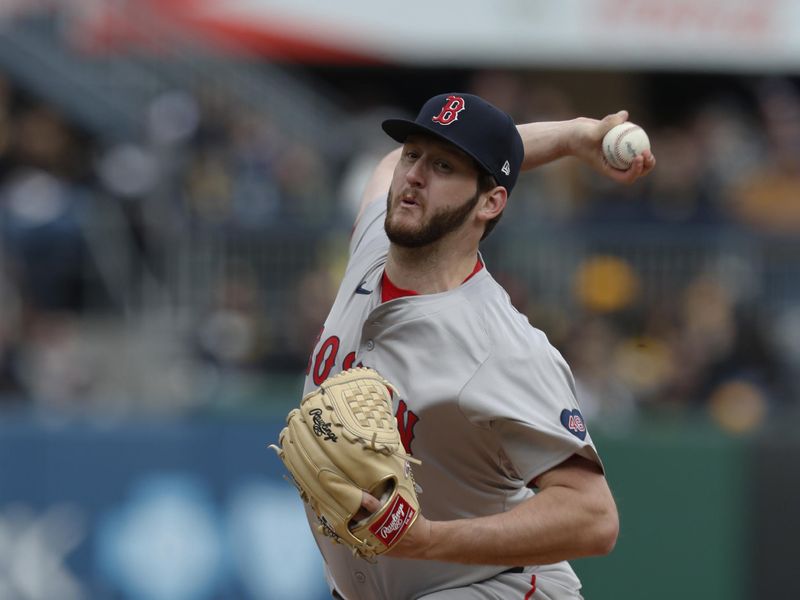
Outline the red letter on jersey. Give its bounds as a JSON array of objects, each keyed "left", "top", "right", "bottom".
[
  {"left": 343, "top": 351, "right": 357, "bottom": 371},
  {"left": 395, "top": 400, "right": 419, "bottom": 455},
  {"left": 313, "top": 336, "right": 340, "bottom": 385}
]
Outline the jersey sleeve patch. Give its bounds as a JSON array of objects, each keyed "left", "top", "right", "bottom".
[{"left": 560, "top": 409, "right": 587, "bottom": 441}]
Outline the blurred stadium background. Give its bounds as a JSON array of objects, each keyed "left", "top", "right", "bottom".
[{"left": 0, "top": 1, "right": 798, "bottom": 599}]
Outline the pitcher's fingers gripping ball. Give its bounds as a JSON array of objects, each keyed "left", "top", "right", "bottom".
[
  {"left": 602, "top": 122, "right": 651, "bottom": 170},
  {"left": 269, "top": 367, "right": 421, "bottom": 561}
]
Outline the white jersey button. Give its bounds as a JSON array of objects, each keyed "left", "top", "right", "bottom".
[
  {"left": 366, "top": 340, "right": 375, "bottom": 351},
  {"left": 354, "top": 571, "right": 366, "bottom": 583}
]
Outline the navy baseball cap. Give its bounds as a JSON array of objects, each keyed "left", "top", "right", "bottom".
[{"left": 382, "top": 93, "right": 525, "bottom": 196}]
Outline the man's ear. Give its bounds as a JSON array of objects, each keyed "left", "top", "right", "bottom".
[{"left": 476, "top": 186, "right": 507, "bottom": 223}]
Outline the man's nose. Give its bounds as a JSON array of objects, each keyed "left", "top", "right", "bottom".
[{"left": 405, "top": 159, "right": 426, "bottom": 187}]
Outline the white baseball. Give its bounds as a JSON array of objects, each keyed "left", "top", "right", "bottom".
[{"left": 602, "top": 122, "right": 650, "bottom": 170}]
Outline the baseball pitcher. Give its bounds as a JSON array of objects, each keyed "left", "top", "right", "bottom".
[{"left": 272, "top": 92, "right": 655, "bottom": 599}]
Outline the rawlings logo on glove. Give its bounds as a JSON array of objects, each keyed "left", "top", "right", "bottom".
[
  {"left": 309, "top": 408, "right": 338, "bottom": 441},
  {"left": 269, "top": 367, "right": 421, "bottom": 561}
]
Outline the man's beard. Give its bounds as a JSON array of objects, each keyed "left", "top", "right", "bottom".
[{"left": 384, "top": 188, "right": 480, "bottom": 248}]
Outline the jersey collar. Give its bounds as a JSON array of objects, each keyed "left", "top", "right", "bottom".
[{"left": 381, "top": 257, "right": 484, "bottom": 303}]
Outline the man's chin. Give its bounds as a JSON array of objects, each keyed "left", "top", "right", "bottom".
[
  {"left": 385, "top": 222, "right": 433, "bottom": 248},
  {"left": 386, "top": 229, "right": 421, "bottom": 248}
]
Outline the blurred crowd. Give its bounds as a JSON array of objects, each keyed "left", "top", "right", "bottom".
[
  {"left": 0, "top": 63, "right": 798, "bottom": 432},
  {"left": 0, "top": 69, "right": 339, "bottom": 416}
]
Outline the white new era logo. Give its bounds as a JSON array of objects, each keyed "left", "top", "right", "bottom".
[{"left": 501, "top": 160, "right": 511, "bottom": 176}]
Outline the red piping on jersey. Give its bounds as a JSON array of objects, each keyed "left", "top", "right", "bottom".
[
  {"left": 381, "top": 271, "right": 419, "bottom": 303},
  {"left": 524, "top": 574, "right": 537, "bottom": 600},
  {"left": 463, "top": 257, "right": 484, "bottom": 283},
  {"left": 381, "top": 258, "right": 484, "bottom": 303}
]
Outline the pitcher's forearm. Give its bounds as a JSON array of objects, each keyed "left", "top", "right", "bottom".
[
  {"left": 517, "top": 119, "right": 584, "bottom": 171},
  {"left": 423, "top": 482, "right": 617, "bottom": 566}
]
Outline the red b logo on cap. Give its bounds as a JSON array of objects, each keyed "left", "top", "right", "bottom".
[{"left": 432, "top": 95, "right": 465, "bottom": 126}]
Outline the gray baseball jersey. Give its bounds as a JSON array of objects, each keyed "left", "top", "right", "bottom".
[{"left": 302, "top": 198, "right": 601, "bottom": 600}]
